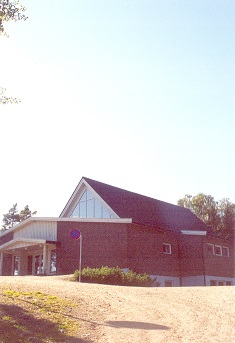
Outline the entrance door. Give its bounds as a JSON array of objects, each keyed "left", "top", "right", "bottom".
[
  {"left": 13, "top": 256, "right": 19, "bottom": 275},
  {"left": 34, "top": 255, "right": 43, "bottom": 275}
]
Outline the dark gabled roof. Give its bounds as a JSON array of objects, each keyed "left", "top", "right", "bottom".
[{"left": 83, "top": 177, "right": 208, "bottom": 232}]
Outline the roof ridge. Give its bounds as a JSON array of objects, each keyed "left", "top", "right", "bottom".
[{"left": 83, "top": 176, "right": 181, "bottom": 209}]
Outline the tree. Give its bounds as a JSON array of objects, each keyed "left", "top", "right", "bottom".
[
  {"left": 2, "top": 203, "right": 20, "bottom": 230},
  {"left": 0, "top": 0, "right": 27, "bottom": 36},
  {"left": 1, "top": 203, "right": 37, "bottom": 231},
  {"left": 178, "top": 193, "right": 235, "bottom": 237},
  {"left": 0, "top": 87, "right": 20, "bottom": 104},
  {"left": 218, "top": 199, "right": 235, "bottom": 234},
  {"left": 19, "top": 204, "right": 37, "bottom": 221},
  {"left": 0, "top": 1, "right": 27, "bottom": 104}
]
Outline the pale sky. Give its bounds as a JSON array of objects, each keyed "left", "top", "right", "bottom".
[{"left": 0, "top": 0, "right": 234, "bottom": 217}]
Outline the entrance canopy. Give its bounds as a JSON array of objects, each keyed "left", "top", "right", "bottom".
[{"left": 0, "top": 238, "right": 57, "bottom": 254}]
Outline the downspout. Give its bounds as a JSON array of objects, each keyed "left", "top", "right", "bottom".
[
  {"left": 202, "top": 236, "right": 206, "bottom": 286},
  {"left": 177, "top": 234, "right": 182, "bottom": 287},
  {"left": 43, "top": 244, "right": 47, "bottom": 275},
  {"left": 0, "top": 252, "right": 3, "bottom": 276}
]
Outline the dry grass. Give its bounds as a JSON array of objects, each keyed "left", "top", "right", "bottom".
[{"left": 0, "top": 289, "right": 81, "bottom": 343}]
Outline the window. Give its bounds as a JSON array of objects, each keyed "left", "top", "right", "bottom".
[
  {"left": 13, "top": 255, "right": 19, "bottom": 276},
  {"left": 165, "top": 280, "right": 173, "bottom": 287},
  {"left": 35, "top": 255, "right": 43, "bottom": 275},
  {"left": 215, "top": 245, "right": 222, "bottom": 256},
  {"left": 207, "top": 243, "right": 214, "bottom": 255},
  {"left": 222, "top": 246, "right": 229, "bottom": 257},
  {"left": 163, "top": 243, "right": 171, "bottom": 254},
  {"left": 50, "top": 250, "right": 56, "bottom": 273},
  {"left": 218, "top": 281, "right": 224, "bottom": 286},
  {"left": 70, "top": 189, "right": 113, "bottom": 219},
  {"left": 208, "top": 244, "right": 229, "bottom": 258},
  {"left": 210, "top": 280, "right": 231, "bottom": 286},
  {"left": 226, "top": 281, "right": 232, "bottom": 286}
]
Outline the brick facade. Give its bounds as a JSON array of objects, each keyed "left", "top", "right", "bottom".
[
  {"left": 204, "top": 236, "right": 234, "bottom": 278},
  {"left": 127, "top": 225, "right": 180, "bottom": 276},
  {"left": 0, "top": 231, "right": 14, "bottom": 246},
  {"left": 57, "top": 221, "right": 129, "bottom": 275}
]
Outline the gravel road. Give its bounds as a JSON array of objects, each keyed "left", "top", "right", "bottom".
[{"left": 0, "top": 275, "right": 234, "bottom": 343}]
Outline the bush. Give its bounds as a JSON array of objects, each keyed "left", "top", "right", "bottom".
[{"left": 74, "top": 266, "right": 153, "bottom": 287}]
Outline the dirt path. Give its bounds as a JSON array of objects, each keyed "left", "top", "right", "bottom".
[{"left": 0, "top": 275, "right": 234, "bottom": 342}]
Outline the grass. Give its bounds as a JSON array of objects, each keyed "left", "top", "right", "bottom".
[{"left": 0, "top": 288, "right": 81, "bottom": 343}]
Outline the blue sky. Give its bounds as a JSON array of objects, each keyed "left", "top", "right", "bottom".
[{"left": 0, "top": 0, "right": 234, "bottom": 217}]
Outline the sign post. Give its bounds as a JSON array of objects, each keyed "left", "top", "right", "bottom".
[{"left": 70, "top": 228, "right": 82, "bottom": 282}]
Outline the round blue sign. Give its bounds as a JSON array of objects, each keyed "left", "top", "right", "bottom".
[{"left": 70, "top": 228, "right": 81, "bottom": 240}]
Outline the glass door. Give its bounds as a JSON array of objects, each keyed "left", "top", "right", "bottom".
[{"left": 34, "top": 254, "right": 43, "bottom": 275}]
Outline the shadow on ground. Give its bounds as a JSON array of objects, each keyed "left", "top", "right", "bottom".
[
  {"left": 105, "top": 320, "right": 170, "bottom": 330},
  {"left": 0, "top": 303, "right": 91, "bottom": 343}
]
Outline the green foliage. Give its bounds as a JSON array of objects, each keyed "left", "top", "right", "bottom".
[
  {"left": 2, "top": 203, "right": 20, "bottom": 230},
  {"left": 0, "top": 2, "right": 27, "bottom": 104},
  {"left": 19, "top": 204, "right": 37, "bottom": 221},
  {"left": 0, "top": 0, "right": 27, "bottom": 36},
  {"left": 1, "top": 203, "right": 37, "bottom": 231},
  {"left": 0, "top": 87, "right": 21, "bottom": 104},
  {"left": 74, "top": 266, "right": 153, "bottom": 287},
  {"left": 178, "top": 193, "right": 235, "bottom": 236},
  {"left": 121, "top": 270, "right": 153, "bottom": 286}
]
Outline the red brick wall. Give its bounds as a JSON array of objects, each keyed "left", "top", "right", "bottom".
[
  {"left": 2, "top": 254, "right": 13, "bottom": 276},
  {"left": 56, "top": 221, "right": 129, "bottom": 275},
  {"left": 0, "top": 231, "right": 14, "bottom": 245},
  {"left": 56, "top": 221, "right": 235, "bottom": 280},
  {"left": 178, "top": 235, "right": 205, "bottom": 277},
  {"left": 0, "top": 232, "right": 14, "bottom": 276},
  {"left": 204, "top": 236, "right": 234, "bottom": 278},
  {"left": 127, "top": 225, "right": 180, "bottom": 276}
]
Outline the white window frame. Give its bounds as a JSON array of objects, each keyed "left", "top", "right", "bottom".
[
  {"left": 207, "top": 243, "right": 214, "bottom": 255},
  {"left": 215, "top": 245, "right": 222, "bottom": 256},
  {"left": 163, "top": 243, "right": 171, "bottom": 254},
  {"left": 222, "top": 246, "right": 229, "bottom": 257}
]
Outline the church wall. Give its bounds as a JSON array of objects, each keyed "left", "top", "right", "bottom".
[
  {"left": 56, "top": 221, "right": 129, "bottom": 275},
  {"left": 0, "top": 231, "right": 14, "bottom": 246},
  {"left": 127, "top": 225, "right": 180, "bottom": 276}
]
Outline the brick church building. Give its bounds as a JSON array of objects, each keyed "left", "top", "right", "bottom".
[{"left": 0, "top": 177, "right": 234, "bottom": 286}]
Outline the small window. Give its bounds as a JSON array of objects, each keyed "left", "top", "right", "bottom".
[
  {"left": 207, "top": 243, "right": 214, "bottom": 255},
  {"left": 218, "top": 281, "right": 224, "bottom": 286},
  {"left": 163, "top": 243, "right": 171, "bottom": 254},
  {"left": 222, "top": 246, "right": 229, "bottom": 257},
  {"left": 165, "top": 280, "right": 173, "bottom": 287},
  {"left": 215, "top": 245, "right": 222, "bottom": 256},
  {"left": 210, "top": 280, "right": 216, "bottom": 286},
  {"left": 226, "top": 281, "right": 232, "bottom": 286}
]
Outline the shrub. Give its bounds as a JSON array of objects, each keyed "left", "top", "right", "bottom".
[
  {"left": 74, "top": 266, "right": 153, "bottom": 287},
  {"left": 122, "top": 270, "right": 153, "bottom": 287}
]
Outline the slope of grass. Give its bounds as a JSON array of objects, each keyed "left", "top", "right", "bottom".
[{"left": 0, "top": 289, "right": 81, "bottom": 343}]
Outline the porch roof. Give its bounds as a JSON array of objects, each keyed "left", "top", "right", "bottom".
[{"left": 0, "top": 238, "right": 57, "bottom": 252}]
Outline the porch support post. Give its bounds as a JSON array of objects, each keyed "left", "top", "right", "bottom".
[
  {"left": 43, "top": 244, "right": 47, "bottom": 275},
  {"left": 0, "top": 252, "right": 3, "bottom": 276}
]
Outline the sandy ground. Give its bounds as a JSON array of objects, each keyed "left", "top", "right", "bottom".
[{"left": 0, "top": 275, "right": 234, "bottom": 343}]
